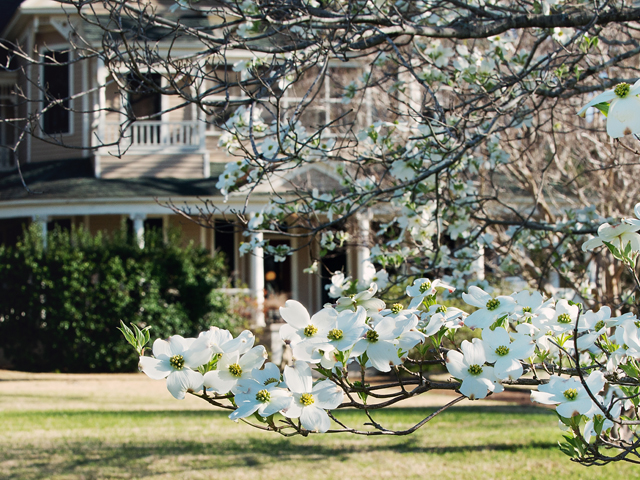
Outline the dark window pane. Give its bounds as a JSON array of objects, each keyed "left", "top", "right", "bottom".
[
  {"left": 128, "top": 73, "right": 162, "bottom": 120},
  {"left": 215, "top": 220, "right": 236, "bottom": 286},
  {"left": 42, "top": 51, "right": 70, "bottom": 134},
  {"left": 264, "top": 239, "right": 291, "bottom": 297}
]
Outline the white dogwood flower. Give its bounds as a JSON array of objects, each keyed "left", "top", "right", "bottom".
[
  {"left": 446, "top": 338, "right": 504, "bottom": 400},
  {"left": 511, "top": 290, "right": 553, "bottom": 320},
  {"left": 577, "top": 80, "right": 640, "bottom": 137},
  {"left": 203, "top": 345, "right": 267, "bottom": 394},
  {"left": 138, "top": 335, "right": 210, "bottom": 400},
  {"left": 313, "top": 306, "right": 368, "bottom": 353},
  {"left": 351, "top": 316, "right": 406, "bottom": 372},
  {"left": 279, "top": 300, "right": 336, "bottom": 346},
  {"left": 582, "top": 222, "right": 640, "bottom": 253},
  {"left": 197, "top": 327, "right": 255, "bottom": 356},
  {"left": 281, "top": 361, "right": 343, "bottom": 433},
  {"left": 546, "top": 299, "right": 579, "bottom": 335},
  {"left": 531, "top": 371, "right": 605, "bottom": 418},
  {"left": 420, "top": 304, "right": 466, "bottom": 337},
  {"left": 482, "top": 327, "right": 535, "bottom": 380},
  {"left": 406, "top": 278, "right": 455, "bottom": 309},
  {"left": 229, "top": 378, "right": 293, "bottom": 420},
  {"left": 335, "top": 283, "right": 386, "bottom": 314},
  {"left": 462, "top": 286, "right": 516, "bottom": 329}
]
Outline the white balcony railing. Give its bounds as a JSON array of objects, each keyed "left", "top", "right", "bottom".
[{"left": 103, "top": 121, "right": 204, "bottom": 153}]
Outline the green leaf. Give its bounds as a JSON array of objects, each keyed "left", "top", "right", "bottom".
[
  {"left": 593, "top": 102, "right": 609, "bottom": 117},
  {"left": 602, "top": 241, "right": 622, "bottom": 260}
]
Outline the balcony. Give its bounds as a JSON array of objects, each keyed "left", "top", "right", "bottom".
[{"left": 103, "top": 120, "right": 205, "bottom": 154}]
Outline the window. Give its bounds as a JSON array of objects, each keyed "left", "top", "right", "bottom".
[
  {"left": 128, "top": 73, "right": 162, "bottom": 120},
  {"left": 42, "top": 50, "right": 70, "bottom": 134},
  {"left": 214, "top": 220, "right": 237, "bottom": 286},
  {"left": 205, "top": 68, "right": 248, "bottom": 135}
]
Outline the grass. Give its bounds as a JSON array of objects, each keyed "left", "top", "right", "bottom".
[{"left": 1, "top": 371, "right": 639, "bottom": 479}]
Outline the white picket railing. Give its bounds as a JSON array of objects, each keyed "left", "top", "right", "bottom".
[{"left": 104, "top": 121, "right": 204, "bottom": 152}]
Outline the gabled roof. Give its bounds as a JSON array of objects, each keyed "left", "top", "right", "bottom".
[{"left": 0, "top": 158, "right": 225, "bottom": 201}]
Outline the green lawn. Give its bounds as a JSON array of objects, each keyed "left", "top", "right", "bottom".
[{"left": 1, "top": 372, "right": 638, "bottom": 479}]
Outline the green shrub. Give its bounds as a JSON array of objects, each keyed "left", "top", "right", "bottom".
[{"left": 0, "top": 224, "right": 248, "bottom": 373}]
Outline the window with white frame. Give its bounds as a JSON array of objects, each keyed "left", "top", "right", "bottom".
[{"left": 205, "top": 65, "right": 370, "bottom": 137}]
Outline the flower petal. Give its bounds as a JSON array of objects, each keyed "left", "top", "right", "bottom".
[
  {"left": 203, "top": 370, "right": 237, "bottom": 394},
  {"left": 239, "top": 346, "right": 268, "bottom": 371},
  {"left": 283, "top": 361, "right": 313, "bottom": 394},
  {"left": 151, "top": 338, "right": 172, "bottom": 360},
  {"left": 445, "top": 350, "right": 466, "bottom": 378},
  {"left": 300, "top": 404, "right": 331, "bottom": 432},
  {"left": 576, "top": 90, "right": 616, "bottom": 116},
  {"left": 313, "top": 379, "right": 344, "bottom": 410},
  {"left": 279, "top": 300, "right": 311, "bottom": 329},
  {"left": 138, "top": 356, "right": 172, "bottom": 380},
  {"left": 606, "top": 96, "right": 640, "bottom": 138},
  {"left": 229, "top": 401, "right": 261, "bottom": 420},
  {"left": 166, "top": 369, "right": 203, "bottom": 400}
]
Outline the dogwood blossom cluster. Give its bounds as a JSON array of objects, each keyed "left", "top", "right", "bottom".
[{"left": 129, "top": 270, "right": 640, "bottom": 454}]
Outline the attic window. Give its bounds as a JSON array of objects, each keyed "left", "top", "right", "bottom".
[{"left": 42, "top": 50, "right": 70, "bottom": 135}]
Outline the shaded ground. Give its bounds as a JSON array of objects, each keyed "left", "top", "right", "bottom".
[{"left": 0, "top": 371, "right": 637, "bottom": 480}]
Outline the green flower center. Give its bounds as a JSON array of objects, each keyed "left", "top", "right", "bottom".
[
  {"left": 300, "top": 393, "right": 314, "bottom": 406},
  {"left": 419, "top": 281, "right": 432, "bottom": 294},
  {"left": 366, "top": 330, "right": 379, "bottom": 342},
  {"left": 557, "top": 313, "right": 572, "bottom": 324},
  {"left": 255, "top": 389, "right": 271, "bottom": 403},
  {"left": 635, "top": 321, "right": 640, "bottom": 328},
  {"left": 436, "top": 305, "right": 448, "bottom": 313},
  {"left": 467, "top": 364, "right": 483, "bottom": 375},
  {"left": 228, "top": 363, "right": 243, "bottom": 377},
  {"left": 486, "top": 298, "right": 500, "bottom": 311},
  {"left": 594, "top": 414, "right": 604, "bottom": 422},
  {"left": 304, "top": 324, "right": 318, "bottom": 337},
  {"left": 328, "top": 329, "right": 344, "bottom": 341},
  {"left": 169, "top": 355, "right": 184, "bottom": 370},
  {"left": 595, "top": 320, "right": 605, "bottom": 332},
  {"left": 391, "top": 303, "right": 404, "bottom": 314},
  {"left": 614, "top": 82, "right": 631, "bottom": 98},
  {"left": 495, "top": 345, "right": 510, "bottom": 356},
  {"left": 264, "top": 378, "right": 279, "bottom": 385},
  {"left": 522, "top": 306, "right": 532, "bottom": 313},
  {"left": 563, "top": 388, "right": 578, "bottom": 401}
]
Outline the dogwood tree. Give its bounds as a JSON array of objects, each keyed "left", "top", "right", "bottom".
[{"left": 4, "top": 0, "right": 640, "bottom": 466}]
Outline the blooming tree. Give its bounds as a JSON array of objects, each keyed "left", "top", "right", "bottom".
[{"left": 4, "top": 0, "right": 640, "bottom": 466}]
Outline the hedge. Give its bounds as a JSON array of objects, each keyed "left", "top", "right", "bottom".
[{"left": 0, "top": 224, "right": 248, "bottom": 372}]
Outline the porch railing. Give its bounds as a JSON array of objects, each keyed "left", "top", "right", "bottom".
[{"left": 104, "top": 121, "right": 204, "bottom": 153}]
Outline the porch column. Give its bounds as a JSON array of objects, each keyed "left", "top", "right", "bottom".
[
  {"left": 471, "top": 246, "right": 485, "bottom": 281},
  {"left": 94, "top": 57, "right": 108, "bottom": 178},
  {"left": 248, "top": 219, "right": 265, "bottom": 328},
  {"left": 130, "top": 213, "right": 146, "bottom": 249},
  {"left": 355, "top": 210, "right": 374, "bottom": 283},
  {"left": 32, "top": 215, "right": 49, "bottom": 249}
]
